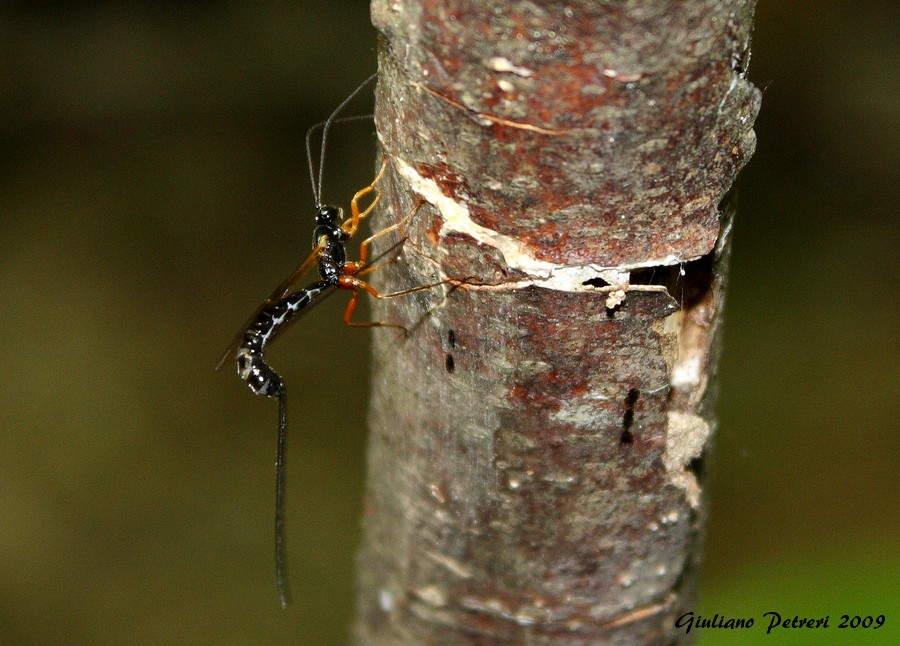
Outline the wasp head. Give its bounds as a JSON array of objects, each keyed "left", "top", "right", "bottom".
[{"left": 315, "top": 205, "right": 342, "bottom": 225}]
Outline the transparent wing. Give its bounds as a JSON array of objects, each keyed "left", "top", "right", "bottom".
[{"left": 215, "top": 240, "right": 326, "bottom": 370}]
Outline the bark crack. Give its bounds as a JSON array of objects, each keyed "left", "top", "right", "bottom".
[
  {"left": 411, "top": 81, "right": 571, "bottom": 135},
  {"left": 393, "top": 156, "right": 704, "bottom": 297}
]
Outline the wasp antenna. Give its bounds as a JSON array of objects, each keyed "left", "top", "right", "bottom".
[
  {"left": 305, "top": 121, "right": 322, "bottom": 208},
  {"left": 311, "top": 73, "right": 377, "bottom": 206},
  {"left": 305, "top": 115, "right": 374, "bottom": 207}
]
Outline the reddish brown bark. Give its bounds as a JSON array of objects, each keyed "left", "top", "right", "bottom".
[{"left": 356, "top": 1, "right": 760, "bottom": 643}]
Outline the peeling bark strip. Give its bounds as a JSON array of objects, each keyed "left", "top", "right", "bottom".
[{"left": 357, "top": 1, "right": 760, "bottom": 644}]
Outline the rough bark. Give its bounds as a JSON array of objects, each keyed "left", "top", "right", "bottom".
[{"left": 356, "top": 1, "right": 760, "bottom": 644}]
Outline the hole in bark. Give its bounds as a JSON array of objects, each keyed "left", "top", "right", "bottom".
[
  {"left": 629, "top": 267, "right": 659, "bottom": 285},
  {"left": 687, "top": 455, "right": 705, "bottom": 483},
  {"left": 630, "top": 264, "right": 685, "bottom": 287},
  {"left": 622, "top": 388, "right": 639, "bottom": 431},
  {"left": 582, "top": 276, "right": 609, "bottom": 288},
  {"left": 625, "top": 387, "right": 639, "bottom": 407},
  {"left": 584, "top": 251, "right": 719, "bottom": 317},
  {"left": 445, "top": 330, "right": 456, "bottom": 373},
  {"left": 620, "top": 388, "right": 640, "bottom": 444},
  {"left": 675, "top": 254, "right": 715, "bottom": 311}
]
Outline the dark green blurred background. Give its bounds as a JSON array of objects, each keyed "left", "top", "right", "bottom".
[{"left": 0, "top": 2, "right": 896, "bottom": 644}]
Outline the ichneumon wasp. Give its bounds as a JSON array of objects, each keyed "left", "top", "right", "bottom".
[{"left": 217, "top": 73, "right": 425, "bottom": 607}]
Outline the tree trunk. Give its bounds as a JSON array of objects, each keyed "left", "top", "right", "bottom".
[{"left": 356, "top": 1, "right": 760, "bottom": 643}]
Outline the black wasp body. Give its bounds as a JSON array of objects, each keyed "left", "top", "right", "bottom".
[
  {"left": 220, "top": 161, "right": 397, "bottom": 608},
  {"left": 218, "top": 73, "right": 420, "bottom": 608},
  {"left": 234, "top": 206, "right": 348, "bottom": 402}
]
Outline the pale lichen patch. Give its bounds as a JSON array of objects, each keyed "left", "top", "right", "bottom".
[{"left": 664, "top": 411, "right": 711, "bottom": 508}]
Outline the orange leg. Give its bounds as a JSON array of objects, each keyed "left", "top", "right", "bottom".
[
  {"left": 337, "top": 194, "right": 448, "bottom": 332},
  {"left": 343, "top": 157, "right": 388, "bottom": 238},
  {"left": 356, "top": 197, "right": 425, "bottom": 268},
  {"left": 339, "top": 273, "right": 456, "bottom": 334},
  {"left": 339, "top": 276, "right": 407, "bottom": 331}
]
